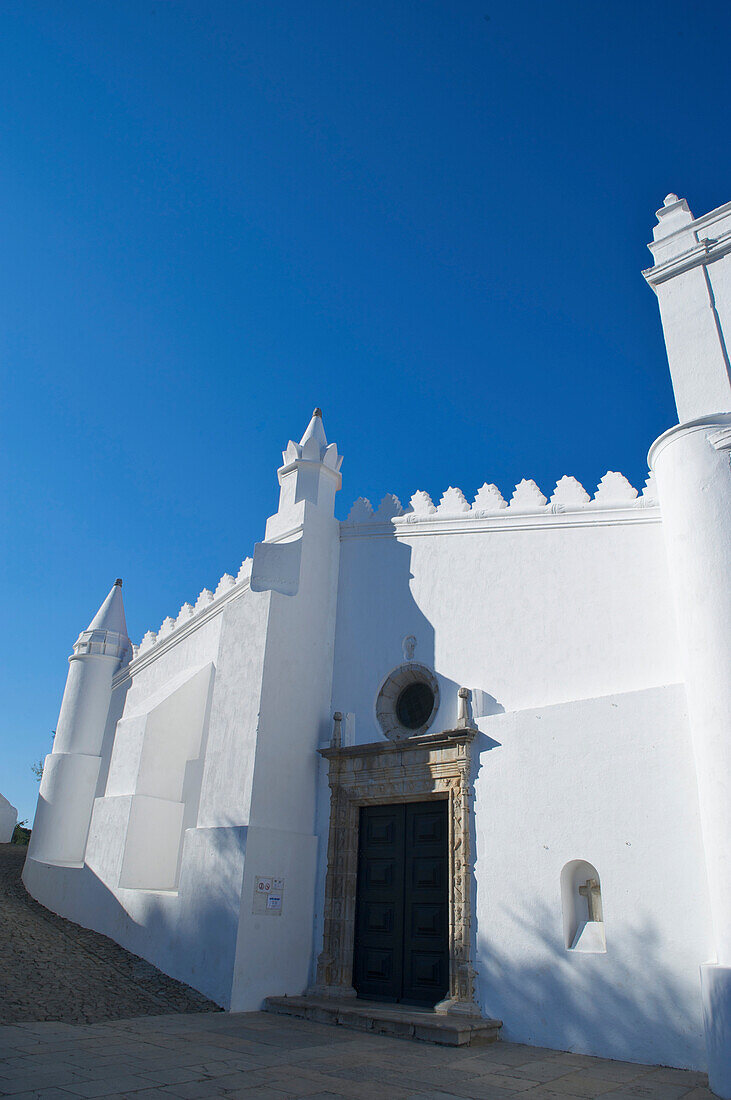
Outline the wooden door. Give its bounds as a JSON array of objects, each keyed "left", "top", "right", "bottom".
[{"left": 353, "top": 800, "right": 448, "bottom": 1007}]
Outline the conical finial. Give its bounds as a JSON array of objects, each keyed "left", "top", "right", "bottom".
[
  {"left": 299, "top": 408, "right": 328, "bottom": 452},
  {"left": 86, "top": 580, "right": 129, "bottom": 636}
]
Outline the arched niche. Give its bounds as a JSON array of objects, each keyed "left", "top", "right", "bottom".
[{"left": 561, "top": 859, "right": 606, "bottom": 953}]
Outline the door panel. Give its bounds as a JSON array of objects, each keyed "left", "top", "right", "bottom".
[
  {"left": 353, "top": 800, "right": 448, "bottom": 1007},
  {"left": 353, "top": 804, "right": 405, "bottom": 1001},
  {"left": 402, "top": 802, "right": 449, "bottom": 1005}
]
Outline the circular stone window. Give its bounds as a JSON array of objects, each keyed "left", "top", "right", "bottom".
[{"left": 376, "top": 662, "right": 440, "bottom": 741}]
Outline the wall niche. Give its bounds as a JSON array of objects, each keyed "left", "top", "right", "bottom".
[{"left": 561, "top": 859, "right": 606, "bottom": 953}]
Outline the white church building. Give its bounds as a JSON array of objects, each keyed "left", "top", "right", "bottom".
[{"left": 25, "top": 194, "right": 731, "bottom": 1097}]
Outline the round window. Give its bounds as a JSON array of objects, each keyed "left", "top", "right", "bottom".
[
  {"left": 375, "top": 662, "right": 440, "bottom": 741},
  {"left": 396, "top": 682, "right": 435, "bottom": 730}
]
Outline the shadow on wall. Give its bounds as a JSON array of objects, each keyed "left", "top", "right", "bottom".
[
  {"left": 24, "top": 820, "right": 248, "bottom": 1010},
  {"left": 476, "top": 901, "right": 706, "bottom": 1071}
]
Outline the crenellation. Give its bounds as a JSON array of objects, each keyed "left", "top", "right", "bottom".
[
  {"left": 509, "top": 478, "right": 548, "bottom": 509},
  {"left": 194, "top": 588, "right": 214, "bottom": 613},
  {"left": 214, "top": 573, "right": 236, "bottom": 599},
  {"left": 343, "top": 469, "right": 660, "bottom": 527},
  {"left": 176, "top": 602, "right": 195, "bottom": 627},
  {"left": 437, "top": 486, "right": 470, "bottom": 514},
  {"left": 133, "top": 561, "right": 254, "bottom": 660},
  {"left": 237, "top": 557, "right": 253, "bottom": 583},
  {"left": 139, "top": 630, "right": 157, "bottom": 653},
  {"left": 472, "top": 482, "right": 507, "bottom": 512},
  {"left": 594, "top": 471, "right": 638, "bottom": 505},
  {"left": 641, "top": 471, "right": 658, "bottom": 502},
  {"left": 410, "top": 490, "right": 437, "bottom": 514},
  {"left": 551, "top": 475, "right": 590, "bottom": 506},
  {"left": 158, "top": 616, "right": 176, "bottom": 640}
]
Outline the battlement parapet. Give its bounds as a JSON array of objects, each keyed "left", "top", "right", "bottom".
[
  {"left": 344, "top": 471, "right": 659, "bottom": 530},
  {"left": 130, "top": 557, "right": 254, "bottom": 666}
]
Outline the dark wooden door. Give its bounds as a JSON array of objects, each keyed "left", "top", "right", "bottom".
[{"left": 353, "top": 800, "right": 448, "bottom": 1007}]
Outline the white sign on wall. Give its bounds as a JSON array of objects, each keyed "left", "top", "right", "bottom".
[{"left": 252, "top": 875, "right": 285, "bottom": 916}]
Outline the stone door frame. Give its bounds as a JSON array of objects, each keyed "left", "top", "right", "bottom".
[{"left": 311, "top": 727, "right": 480, "bottom": 1016}]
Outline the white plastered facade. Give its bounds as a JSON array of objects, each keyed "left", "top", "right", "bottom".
[{"left": 24, "top": 197, "right": 731, "bottom": 1097}]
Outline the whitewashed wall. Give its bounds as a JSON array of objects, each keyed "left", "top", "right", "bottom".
[
  {"left": 331, "top": 508, "right": 680, "bottom": 729},
  {"left": 473, "top": 685, "right": 710, "bottom": 1068},
  {"left": 315, "top": 506, "right": 711, "bottom": 1069},
  {"left": 24, "top": 579, "right": 273, "bottom": 1008}
]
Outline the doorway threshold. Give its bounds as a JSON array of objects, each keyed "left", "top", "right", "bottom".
[{"left": 264, "top": 995, "right": 502, "bottom": 1046}]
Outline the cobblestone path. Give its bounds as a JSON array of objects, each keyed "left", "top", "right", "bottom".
[
  {"left": 0, "top": 1011, "right": 715, "bottom": 1099},
  {"left": 0, "top": 845, "right": 218, "bottom": 1025}
]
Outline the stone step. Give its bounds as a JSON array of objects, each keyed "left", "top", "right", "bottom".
[{"left": 264, "top": 995, "right": 502, "bottom": 1046}]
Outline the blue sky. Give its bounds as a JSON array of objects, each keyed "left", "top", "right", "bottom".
[{"left": 2, "top": 0, "right": 730, "bottom": 822}]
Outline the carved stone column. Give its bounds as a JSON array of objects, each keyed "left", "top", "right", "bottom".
[{"left": 434, "top": 760, "right": 480, "bottom": 1016}]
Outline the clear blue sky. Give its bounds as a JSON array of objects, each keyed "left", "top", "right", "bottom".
[{"left": 2, "top": 0, "right": 729, "bottom": 822}]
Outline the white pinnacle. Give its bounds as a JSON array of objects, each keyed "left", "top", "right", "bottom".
[
  {"left": 299, "top": 407, "right": 328, "bottom": 451},
  {"left": 86, "top": 579, "right": 129, "bottom": 637}
]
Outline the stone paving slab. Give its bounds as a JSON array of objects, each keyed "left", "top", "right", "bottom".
[
  {"left": 0, "top": 1011, "right": 715, "bottom": 1099},
  {"left": 0, "top": 846, "right": 218, "bottom": 1025}
]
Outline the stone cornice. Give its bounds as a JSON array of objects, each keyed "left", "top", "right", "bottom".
[
  {"left": 643, "top": 218, "right": 731, "bottom": 288},
  {"left": 320, "top": 727, "right": 477, "bottom": 761},
  {"left": 648, "top": 413, "right": 731, "bottom": 467},
  {"left": 278, "top": 457, "right": 342, "bottom": 489},
  {"left": 340, "top": 504, "right": 661, "bottom": 540}
]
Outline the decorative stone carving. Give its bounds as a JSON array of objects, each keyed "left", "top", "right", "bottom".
[
  {"left": 402, "top": 634, "right": 417, "bottom": 661},
  {"left": 409, "top": 490, "right": 437, "bottom": 515},
  {"left": 551, "top": 475, "right": 590, "bottom": 507},
  {"left": 157, "top": 616, "right": 176, "bottom": 640},
  {"left": 237, "top": 557, "right": 253, "bottom": 583},
  {"left": 456, "top": 687, "right": 475, "bottom": 729},
  {"left": 176, "top": 602, "right": 195, "bottom": 627},
  {"left": 594, "top": 471, "right": 638, "bottom": 504},
  {"left": 437, "top": 486, "right": 470, "bottom": 514},
  {"left": 214, "top": 573, "right": 236, "bottom": 599},
  {"left": 331, "top": 711, "right": 343, "bottom": 749},
  {"left": 312, "top": 727, "right": 481, "bottom": 1018},
  {"left": 472, "top": 483, "right": 507, "bottom": 512},
  {"left": 139, "top": 630, "right": 157, "bottom": 653},
  {"left": 194, "top": 589, "right": 214, "bottom": 614},
  {"left": 509, "top": 479, "right": 548, "bottom": 509}
]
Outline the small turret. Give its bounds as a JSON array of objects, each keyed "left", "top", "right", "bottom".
[
  {"left": 251, "top": 408, "right": 343, "bottom": 595},
  {"left": 276, "top": 408, "right": 342, "bottom": 514},
  {"left": 71, "top": 578, "right": 130, "bottom": 660},
  {"left": 28, "top": 580, "right": 131, "bottom": 865}
]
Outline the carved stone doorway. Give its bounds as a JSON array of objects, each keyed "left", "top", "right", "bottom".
[{"left": 312, "top": 727, "right": 481, "bottom": 1017}]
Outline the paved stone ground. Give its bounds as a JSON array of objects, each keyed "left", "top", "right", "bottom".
[
  {"left": 0, "top": 1011, "right": 715, "bottom": 1099},
  {"left": 0, "top": 845, "right": 217, "bottom": 1024},
  {"left": 0, "top": 845, "right": 714, "bottom": 1098}
]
